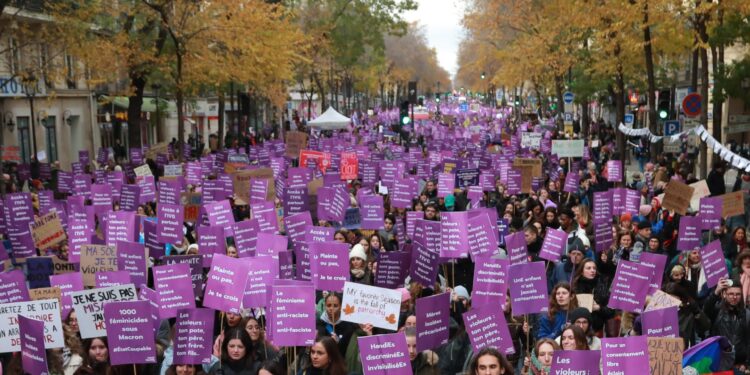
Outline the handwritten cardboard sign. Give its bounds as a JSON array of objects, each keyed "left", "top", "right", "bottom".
[
  {"left": 662, "top": 180, "right": 694, "bottom": 215},
  {"left": 721, "top": 191, "right": 745, "bottom": 218},
  {"left": 648, "top": 337, "right": 683, "bottom": 375},
  {"left": 341, "top": 282, "right": 402, "bottom": 331},
  {"left": 29, "top": 210, "right": 66, "bottom": 250},
  {"left": 80, "top": 245, "right": 118, "bottom": 287},
  {"left": 0, "top": 299, "right": 63, "bottom": 353}
]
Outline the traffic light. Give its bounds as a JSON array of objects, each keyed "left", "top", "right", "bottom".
[
  {"left": 399, "top": 100, "right": 411, "bottom": 126},
  {"left": 657, "top": 89, "right": 671, "bottom": 120},
  {"left": 418, "top": 96, "right": 424, "bottom": 106},
  {"left": 514, "top": 96, "right": 521, "bottom": 106}
]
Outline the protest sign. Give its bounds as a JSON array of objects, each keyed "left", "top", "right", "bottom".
[
  {"left": 467, "top": 212, "right": 498, "bottom": 259},
  {"left": 648, "top": 337, "right": 683, "bottom": 375},
  {"left": 29, "top": 286, "right": 61, "bottom": 307},
  {"left": 677, "top": 215, "right": 702, "bottom": 250},
  {"left": 0, "top": 299, "right": 63, "bottom": 353},
  {"left": 374, "top": 251, "right": 410, "bottom": 289},
  {"left": 285, "top": 131, "right": 308, "bottom": 158},
  {"left": 80, "top": 245, "right": 117, "bottom": 287},
  {"left": 232, "top": 168, "right": 275, "bottom": 204},
  {"left": 415, "top": 293, "right": 450, "bottom": 352},
  {"left": 505, "top": 231, "right": 528, "bottom": 265},
  {"left": 134, "top": 164, "right": 153, "bottom": 177},
  {"left": 645, "top": 290, "right": 682, "bottom": 311},
  {"left": 173, "top": 308, "right": 214, "bottom": 365},
  {"left": 300, "top": 150, "right": 332, "bottom": 173},
  {"left": 721, "top": 190, "right": 745, "bottom": 218},
  {"left": 471, "top": 259, "right": 508, "bottom": 306},
  {"left": 310, "top": 241, "right": 349, "bottom": 291},
  {"left": 463, "top": 306, "right": 515, "bottom": 355},
  {"left": 455, "top": 168, "right": 481, "bottom": 188},
  {"left": 163, "top": 255, "right": 204, "bottom": 299},
  {"left": 19, "top": 315, "right": 49, "bottom": 375},
  {"left": 550, "top": 350, "right": 600, "bottom": 375},
  {"left": 157, "top": 203, "right": 184, "bottom": 244},
  {"left": 242, "top": 256, "right": 278, "bottom": 308},
  {"left": 701, "top": 239, "right": 729, "bottom": 288},
  {"left": 437, "top": 173, "right": 454, "bottom": 197},
  {"left": 609, "top": 260, "right": 651, "bottom": 313},
  {"left": 197, "top": 226, "right": 226, "bottom": 267},
  {"left": 639, "top": 252, "right": 667, "bottom": 295},
  {"left": 662, "top": 180, "right": 694, "bottom": 215},
  {"left": 116, "top": 241, "right": 148, "bottom": 287},
  {"left": 340, "top": 152, "right": 358, "bottom": 180},
  {"left": 607, "top": 160, "right": 623, "bottom": 182},
  {"left": 521, "top": 132, "right": 542, "bottom": 148},
  {"left": 29, "top": 211, "right": 66, "bottom": 250},
  {"left": 70, "top": 284, "right": 137, "bottom": 339},
  {"left": 268, "top": 283, "right": 316, "bottom": 347},
  {"left": 203, "top": 254, "right": 250, "bottom": 314},
  {"left": 49, "top": 273, "right": 83, "bottom": 320},
  {"left": 700, "top": 197, "right": 722, "bottom": 230},
  {"left": 360, "top": 195, "right": 385, "bottom": 230},
  {"left": 105, "top": 211, "right": 137, "bottom": 247},
  {"left": 642, "top": 306, "right": 679, "bottom": 338},
  {"left": 508, "top": 262, "right": 548, "bottom": 314},
  {"left": 602, "top": 336, "right": 650, "bottom": 374},
  {"left": 409, "top": 242, "right": 440, "bottom": 287},
  {"left": 512, "top": 158, "right": 542, "bottom": 177},
  {"left": 440, "top": 212, "right": 469, "bottom": 258},
  {"left": 593, "top": 190, "right": 613, "bottom": 224},
  {"left": 152, "top": 263, "right": 196, "bottom": 319},
  {"left": 104, "top": 300, "right": 156, "bottom": 365},
  {"left": 95, "top": 271, "right": 131, "bottom": 288},
  {"left": 539, "top": 227, "right": 566, "bottom": 261},
  {"left": 551, "top": 140, "right": 584, "bottom": 157},
  {"left": 357, "top": 333, "right": 411, "bottom": 375},
  {"left": 341, "top": 282, "right": 402, "bottom": 331}
]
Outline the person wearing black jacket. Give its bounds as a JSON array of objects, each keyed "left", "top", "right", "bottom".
[
  {"left": 703, "top": 278, "right": 750, "bottom": 369},
  {"left": 707, "top": 161, "right": 727, "bottom": 197}
]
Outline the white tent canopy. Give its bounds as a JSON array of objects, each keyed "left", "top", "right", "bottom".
[{"left": 308, "top": 107, "right": 350, "bottom": 130}]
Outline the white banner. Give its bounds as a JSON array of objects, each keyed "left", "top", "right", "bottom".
[
  {"left": 551, "top": 140, "right": 584, "bottom": 158},
  {"left": 340, "top": 282, "right": 402, "bottom": 331},
  {"left": 0, "top": 299, "right": 64, "bottom": 353},
  {"left": 71, "top": 284, "right": 137, "bottom": 339}
]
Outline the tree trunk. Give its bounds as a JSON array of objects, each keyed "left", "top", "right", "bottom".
[
  {"left": 642, "top": 0, "right": 658, "bottom": 157},
  {"left": 176, "top": 50, "right": 185, "bottom": 162},
  {"left": 217, "top": 90, "right": 225, "bottom": 151},
  {"left": 555, "top": 75, "right": 564, "bottom": 129},
  {"left": 128, "top": 75, "right": 146, "bottom": 148}
]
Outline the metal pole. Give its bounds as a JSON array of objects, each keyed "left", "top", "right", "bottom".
[{"left": 28, "top": 93, "right": 37, "bottom": 159}]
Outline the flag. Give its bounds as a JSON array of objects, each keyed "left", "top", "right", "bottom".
[{"left": 682, "top": 337, "right": 722, "bottom": 374}]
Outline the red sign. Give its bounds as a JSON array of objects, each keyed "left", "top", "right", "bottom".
[
  {"left": 682, "top": 93, "right": 702, "bottom": 117},
  {"left": 299, "top": 150, "right": 332, "bottom": 173},
  {"left": 1, "top": 146, "right": 21, "bottom": 162},
  {"left": 340, "top": 152, "right": 358, "bottom": 180}
]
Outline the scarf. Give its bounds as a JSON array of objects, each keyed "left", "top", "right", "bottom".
[
  {"left": 742, "top": 273, "right": 750, "bottom": 305},
  {"left": 351, "top": 269, "right": 365, "bottom": 279}
]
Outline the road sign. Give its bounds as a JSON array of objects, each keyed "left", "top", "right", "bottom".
[
  {"left": 624, "top": 113, "right": 634, "bottom": 125},
  {"left": 664, "top": 120, "right": 681, "bottom": 136},
  {"left": 460, "top": 103, "right": 469, "bottom": 113},
  {"left": 682, "top": 93, "right": 702, "bottom": 117},
  {"left": 563, "top": 92, "right": 574, "bottom": 104}
]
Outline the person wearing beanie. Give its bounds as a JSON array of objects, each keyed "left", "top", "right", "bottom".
[
  {"left": 556, "top": 307, "right": 601, "bottom": 350},
  {"left": 550, "top": 245, "right": 585, "bottom": 291},
  {"left": 631, "top": 220, "right": 652, "bottom": 262},
  {"left": 619, "top": 212, "right": 633, "bottom": 232},
  {"left": 349, "top": 244, "right": 372, "bottom": 285}
]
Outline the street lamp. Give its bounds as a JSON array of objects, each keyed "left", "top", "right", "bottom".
[{"left": 22, "top": 74, "right": 38, "bottom": 159}]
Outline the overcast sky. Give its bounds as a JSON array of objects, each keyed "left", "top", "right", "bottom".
[{"left": 404, "top": 0, "right": 466, "bottom": 79}]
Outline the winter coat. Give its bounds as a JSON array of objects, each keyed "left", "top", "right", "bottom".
[
  {"left": 411, "top": 351, "right": 440, "bottom": 375},
  {"left": 703, "top": 292, "right": 750, "bottom": 365},
  {"left": 537, "top": 310, "right": 568, "bottom": 340},
  {"left": 573, "top": 275, "right": 614, "bottom": 332}
]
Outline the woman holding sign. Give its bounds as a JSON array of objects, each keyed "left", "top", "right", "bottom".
[{"left": 536, "top": 283, "right": 578, "bottom": 340}]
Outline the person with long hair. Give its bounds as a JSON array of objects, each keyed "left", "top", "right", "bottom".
[
  {"left": 570, "top": 258, "right": 613, "bottom": 332},
  {"left": 74, "top": 338, "right": 112, "bottom": 375},
  {"left": 598, "top": 230, "right": 634, "bottom": 280},
  {"left": 316, "top": 293, "right": 357, "bottom": 357},
  {"left": 258, "top": 360, "right": 286, "bottom": 375},
  {"left": 467, "top": 347, "right": 514, "bottom": 375},
  {"left": 244, "top": 317, "right": 278, "bottom": 363},
  {"left": 536, "top": 283, "right": 578, "bottom": 340},
  {"left": 521, "top": 339, "right": 560, "bottom": 375},
  {"left": 405, "top": 327, "right": 440, "bottom": 374},
  {"left": 165, "top": 364, "right": 205, "bottom": 375},
  {"left": 297, "top": 337, "right": 347, "bottom": 375},
  {"left": 559, "top": 325, "right": 589, "bottom": 350},
  {"left": 207, "top": 327, "right": 259, "bottom": 375}
]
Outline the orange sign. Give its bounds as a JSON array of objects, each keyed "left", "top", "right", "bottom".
[
  {"left": 299, "top": 150, "right": 332, "bottom": 173},
  {"left": 340, "top": 152, "right": 358, "bottom": 180}
]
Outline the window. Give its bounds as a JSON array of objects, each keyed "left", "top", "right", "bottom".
[
  {"left": 16, "top": 117, "right": 31, "bottom": 163},
  {"left": 44, "top": 116, "right": 58, "bottom": 163},
  {"left": 39, "top": 43, "right": 51, "bottom": 88},
  {"left": 65, "top": 54, "right": 77, "bottom": 89},
  {"left": 8, "top": 37, "right": 22, "bottom": 75}
]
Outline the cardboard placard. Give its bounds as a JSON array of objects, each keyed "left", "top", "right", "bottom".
[
  {"left": 721, "top": 191, "right": 745, "bottom": 218},
  {"left": 576, "top": 294, "right": 594, "bottom": 312},
  {"left": 79, "top": 245, "right": 118, "bottom": 287},
  {"left": 285, "top": 131, "right": 308, "bottom": 158},
  {"left": 29, "top": 210, "right": 67, "bottom": 249},
  {"left": 144, "top": 142, "right": 169, "bottom": 160},
  {"left": 519, "top": 167, "right": 533, "bottom": 193},
  {"left": 513, "top": 158, "right": 542, "bottom": 177},
  {"left": 662, "top": 180, "right": 694, "bottom": 215},
  {"left": 645, "top": 290, "right": 682, "bottom": 311},
  {"left": 232, "top": 168, "right": 275, "bottom": 204},
  {"left": 648, "top": 337, "right": 683, "bottom": 375},
  {"left": 29, "top": 286, "right": 62, "bottom": 306}
]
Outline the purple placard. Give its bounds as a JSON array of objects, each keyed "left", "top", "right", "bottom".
[
  {"left": 79, "top": 150, "right": 90, "bottom": 165},
  {"left": 594, "top": 221, "right": 613, "bottom": 253},
  {"left": 204, "top": 200, "right": 235, "bottom": 227},
  {"left": 0, "top": 269, "right": 30, "bottom": 303},
  {"left": 157, "top": 203, "right": 184, "bottom": 244},
  {"left": 197, "top": 225, "right": 226, "bottom": 268},
  {"left": 268, "top": 283, "right": 316, "bottom": 346},
  {"left": 158, "top": 180, "right": 181, "bottom": 205},
  {"left": 606, "top": 160, "right": 623, "bottom": 182},
  {"left": 104, "top": 300, "right": 156, "bottom": 365},
  {"left": 505, "top": 231, "right": 528, "bottom": 265},
  {"left": 700, "top": 197, "right": 722, "bottom": 230},
  {"left": 406, "top": 211, "right": 421, "bottom": 239},
  {"left": 374, "top": 251, "right": 411, "bottom": 289},
  {"left": 539, "top": 227, "right": 566, "bottom": 261},
  {"left": 508, "top": 262, "right": 548, "bottom": 314},
  {"left": 608, "top": 260, "right": 651, "bottom": 313},
  {"left": 283, "top": 188, "right": 309, "bottom": 214},
  {"left": 415, "top": 293, "right": 450, "bottom": 351},
  {"left": 413, "top": 219, "right": 441, "bottom": 254},
  {"left": 152, "top": 263, "right": 196, "bottom": 318},
  {"left": 105, "top": 211, "right": 136, "bottom": 247},
  {"left": 309, "top": 241, "right": 349, "bottom": 291},
  {"left": 163, "top": 255, "right": 203, "bottom": 298},
  {"left": 391, "top": 178, "right": 418, "bottom": 208},
  {"left": 114, "top": 240, "right": 147, "bottom": 287},
  {"left": 294, "top": 242, "right": 311, "bottom": 281},
  {"left": 437, "top": 173, "right": 454, "bottom": 197},
  {"left": 462, "top": 306, "right": 515, "bottom": 355},
  {"left": 203, "top": 254, "right": 250, "bottom": 313},
  {"left": 550, "top": 350, "right": 601, "bottom": 375},
  {"left": 252, "top": 201, "right": 279, "bottom": 233},
  {"left": 701, "top": 239, "right": 729, "bottom": 288},
  {"left": 440, "top": 212, "right": 469, "bottom": 258},
  {"left": 49, "top": 272, "right": 84, "bottom": 319},
  {"left": 173, "top": 308, "right": 214, "bottom": 365},
  {"left": 642, "top": 306, "right": 679, "bottom": 337},
  {"left": 143, "top": 220, "right": 165, "bottom": 260},
  {"left": 624, "top": 189, "right": 641, "bottom": 216},
  {"left": 409, "top": 242, "right": 439, "bottom": 287},
  {"left": 360, "top": 195, "right": 384, "bottom": 230},
  {"left": 601, "top": 336, "right": 650, "bottom": 374},
  {"left": 593, "top": 190, "right": 613, "bottom": 224},
  {"left": 316, "top": 186, "right": 348, "bottom": 222},
  {"left": 304, "top": 225, "right": 335, "bottom": 243},
  {"left": 284, "top": 211, "right": 312, "bottom": 244},
  {"left": 91, "top": 183, "right": 113, "bottom": 217},
  {"left": 471, "top": 258, "right": 508, "bottom": 306},
  {"left": 638, "top": 252, "right": 667, "bottom": 295},
  {"left": 119, "top": 184, "right": 141, "bottom": 212},
  {"left": 19, "top": 315, "right": 48, "bottom": 375},
  {"left": 57, "top": 171, "right": 73, "bottom": 193},
  {"left": 95, "top": 271, "right": 132, "bottom": 288},
  {"left": 256, "top": 233, "right": 287, "bottom": 258},
  {"left": 242, "top": 256, "right": 278, "bottom": 308},
  {"left": 357, "top": 333, "right": 411, "bottom": 375},
  {"left": 278, "top": 251, "right": 295, "bottom": 279},
  {"left": 677, "top": 215, "right": 702, "bottom": 250},
  {"left": 563, "top": 172, "right": 579, "bottom": 193},
  {"left": 233, "top": 219, "right": 259, "bottom": 258},
  {"left": 130, "top": 148, "right": 144, "bottom": 164}
]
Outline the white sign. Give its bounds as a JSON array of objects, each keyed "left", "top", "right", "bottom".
[
  {"left": 521, "top": 133, "right": 542, "bottom": 148},
  {"left": 164, "top": 164, "right": 183, "bottom": 177},
  {"left": 340, "top": 282, "right": 402, "bottom": 331},
  {"left": 551, "top": 140, "right": 585, "bottom": 158},
  {"left": 0, "top": 299, "right": 64, "bottom": 353},
  {"left": 134, "top": 164, "right": 153, "bottom": 177},
  {"left": 70, "top": 284, "right": 137, "bottom": 339}
]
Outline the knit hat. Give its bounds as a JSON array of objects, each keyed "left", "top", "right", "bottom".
[
  {"left": 453, "top": 285, "right": 470, "bottom": 301},
  {"left": 397, "top": 288, "right": 411, "bottom": 302},
  {"left": 444, "top": 194, "right": 455, "bottom": 208},
  {"left": 620, "top": 213, "right": 632, "bottom": 223},
  {"left": 349, "top": 244, "right": 367, "bottom": 261},
  {"left": 637, "top": 221, "right": 652, "bottom": 230},
  {"left": 568, "top": 307, "right": 592, "bottom": 324}
]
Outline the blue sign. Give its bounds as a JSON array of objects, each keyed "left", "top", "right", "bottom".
[
  {"left": 460, "top": 103, "right": 469, "bottom": 112},
  {"left": 563, "top": 112, "right": 573, "bottom": 122},
  {"left": 664, "top": 120, "right": 681, "bottom": 136},
  {"left": 624, "top": 113, "right": 634, "bottom": 125},
  {"left": 563, "top": 92, "right": 575, "bottom": 104}
]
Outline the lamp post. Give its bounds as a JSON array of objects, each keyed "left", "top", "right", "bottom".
[{"left": 22, "top": 75, "right": 38, "bottom": 160}]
